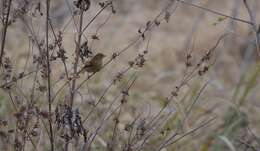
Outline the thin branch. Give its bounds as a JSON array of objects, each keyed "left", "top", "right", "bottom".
[
  {"left": 177, "top": 0, "right": 253, "bottom": 26},
  {"left": 157, "top": 117, "right": 216, "bottom": 150},
  {"left": 0, "top": 69, "right": 39, "bottom": 89},
  {"left": 81, "top": 2, "right": 111, "bottom": 33},
  {"left": 45, "top": 0, "right": 54, "bottom": 150},
  {"left": 0, "top": 0, "right": 12, "bottom": 65},
  {"left": 185, "top": 81, "right": 209, "bottom": 119},
  {"left": 70, "top": 9, "right": 84, "bottom": 107},
  {"left": 8, "top": 91, "right": 38, "bottom": 151},
  {"left": 243, "top": 0, "right": 260, "bottom": 56}
]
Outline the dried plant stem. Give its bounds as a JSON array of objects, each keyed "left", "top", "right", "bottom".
[
  {"left": 109, "top": 106, "right": 122, "bottom": 151},
  {"left": 82, "top": 67, "right": 133, "bottom": 125},
  {"left": 0, "top": 69, "right": 39, "bottom": 88},
  {"left": 136, "top": 112, "right": 173, "bottom": 151},
  {"left": 243, "top": 0, "right": 260, "bottom": 57},
  {"left": 243, "top": 0, "right": 256, "bottom": 29},
  {"left": 48, "top": 19, "right": 73, "bottom": 102},
  {"left": 8, "top": 92, "right": 38, "bottom": 151},
  {"left": 179, "top": 0, "right": 260, "bottom": 55},
  {"left": 81, "top": 2, "right": 111, "bottom": 33},
  {"left": 70, "top": 10, "right": 84, "bottom": 107},
  {"left": 0, "top": 0, "right": 12, "bottom": 65},
  {"left": 185, "top": 81, "right": 208, "bottom": 119},
  {"left": 45, "top": 0, "right": 54, "bottom": 150},
  {"left": 157, "top": 117, "right": 216, "bottom": 151},
  {"left": 29, "top": 64, "right": 41, "bottom": 105},
  {"left": 177, "top": 0, "right": 253, "bottom": 26},
  {"left": 82, "top": 81, "right": 114, "bottom": 123},
  {"left": 84, "top": 76, "right": 137, "bottom": 150}
]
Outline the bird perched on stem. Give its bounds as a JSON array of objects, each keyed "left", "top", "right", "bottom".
[{"left": 78, "top": 53, "right": 106, "bottom": 74}]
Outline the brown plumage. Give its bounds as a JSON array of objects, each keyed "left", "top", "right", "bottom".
[{"left": 81, "top": 53, "right": 106, "bottom": 73}]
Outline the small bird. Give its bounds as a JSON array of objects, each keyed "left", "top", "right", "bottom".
[{"left": 80, "top": 53, "right": 106, "bottom": 74}]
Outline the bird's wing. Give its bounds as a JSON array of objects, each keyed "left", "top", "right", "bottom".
[{"left": 84, "top": 61, "right": 93, "bottom": 67}]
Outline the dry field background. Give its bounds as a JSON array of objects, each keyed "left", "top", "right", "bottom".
[{"left": 0, "top": 0, "right": 260, "bottom": 151}]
